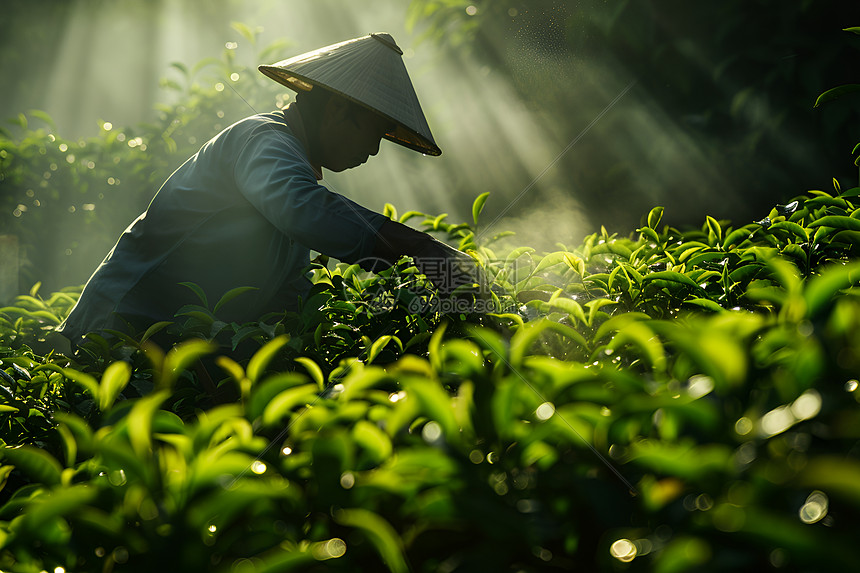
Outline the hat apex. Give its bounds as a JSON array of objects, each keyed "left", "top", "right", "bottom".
[{"left": 259, "top": 33, "right": 441, "bottom": 156}]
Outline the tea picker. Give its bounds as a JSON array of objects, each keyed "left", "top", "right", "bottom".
[{"left": 59, "top": 33, "right": 481, "bottom": 348}]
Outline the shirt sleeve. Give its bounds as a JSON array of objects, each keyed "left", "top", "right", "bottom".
[{"left": 232, "top": 125, "right": 387, "bottom": 263}]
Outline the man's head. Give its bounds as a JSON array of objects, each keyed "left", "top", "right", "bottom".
[
  {"left": 296, "top": 88, "right": 395, "bottom": 172},
  {"left": 259, "top": 33, "right": 441, "bottom": 157}
]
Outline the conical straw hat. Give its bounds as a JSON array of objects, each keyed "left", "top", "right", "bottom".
[{"left": 259, "top": 33, "right": 441, "bottom": 156}]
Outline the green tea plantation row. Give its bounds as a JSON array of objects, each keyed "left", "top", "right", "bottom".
[{"left": 2, "top": 188, "right": 860, "bottom": 572}]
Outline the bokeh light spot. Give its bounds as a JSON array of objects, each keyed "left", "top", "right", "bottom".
[
  {"left": 687, "top": 375, "right": 714, "bottom": 398},
  {"left": 734, "top": 416, "right": 753, "bottom": 435},
  {"left": 610, "top": 538, "right": 637, "bottom": 562},
  {"left": 313, "top": 538, "right": 346, "bottom": 560},
  {"left": 760, "top": 405, "right": 794, "bottom": 437},
  {"left": 251, "top": 461, "right": 267, "bottom": 474},
  {"left": 790, "top": 389, "right": 821, "bottom": 421},
  {"left": 422, "top": 421, "right": 442, "bottom": 443},
  {"left": 799, "top": 490, "right": 828, "bottom": 524},
  {"left": 535, "top": 401, "right": 554, "bottom": 421}
]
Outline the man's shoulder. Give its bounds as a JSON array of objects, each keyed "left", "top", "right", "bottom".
[
  {"left": 208, "top": 111, "right": 298, "bottom": 151},
  {"left": 243, "top": 111, "right": 290, "bottom": 130},
  {"left": 230, "top": 111, "right": 301, "bottom": 142}
]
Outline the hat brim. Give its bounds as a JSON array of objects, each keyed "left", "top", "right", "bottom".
[{"left": 259, "top": 66, "right": 441, "bottom": 157}]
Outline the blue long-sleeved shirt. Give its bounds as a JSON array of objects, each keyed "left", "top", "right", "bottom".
[{"left": 59, "top": 110, "right": 387, "bottom": 342}]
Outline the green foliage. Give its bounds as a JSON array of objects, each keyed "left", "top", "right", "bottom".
[{"left": 2, "top": 188, "right": 860, "bottom": 571}]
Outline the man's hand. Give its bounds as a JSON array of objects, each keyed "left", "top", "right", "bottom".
[{"left": 362, "top": 219, "right": 487, "bottom": 296}]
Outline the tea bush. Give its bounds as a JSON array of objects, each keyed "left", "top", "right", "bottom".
[{"left": 2, "top": 185, "right": 860, "bottom": 572}]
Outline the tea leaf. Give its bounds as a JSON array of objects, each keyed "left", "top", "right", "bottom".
[
  {"left": 383, "top": 202, "right": 398, "bottom": 220},
  {"left": 353, "top": 419, "right": 393, "bottom": 463},
  {"left": 563, "top": 252, "right": 585, "bottom": 275},
  {"left": 531, "top": 251, "right": 568, "bottom": 275},
  {"left": 813, "top": 84, "right": 860, "bottom": 108},
  {"left": 340, "top": 368, "right": 396, "bottom": 406},
  {"left": 178, "top": 282, "right": 208, "bottom": 307},
  {"left": 247, "top": 334, "right": 290, "bottom": 384},
  {"left": 334, "top": 508, "right": 409, "bottom": 573},
  {"left": 804, "top": 262, "right": 860, "bottom": 317},
  {"left": 706, "top": 216, "right": 723, "bottom": 244},
  {"left": 607, "top": 321, "right": 666, "bottom": 370},
  {"left": 472, "top": 191, "right": 490, "bottom": 226},
  {"left": 808, "top": 215, "right": 860, "bottom": 231},
  {"left": 17, "top": 485, "right": 99, "bottom": 534},
  {"left": 367, "top": 335, "right": 402, "bottom": 364},
  {"left": 585, "top": 297, "right": 617, "bottom": 326},
  {"left": 0, "top": 446, "right": 62, "bottom": 486},
  {"left": 140, "top": 321, "right": 173, "bottom": 343},
  {"left": 294, "top": 356, "right": 325, "bottom": 390},
  {"left": 230, "top": 21, "right": 256, "bottom": 43},
  {"left": 213, "top": 286, "right": 259, "bottom": 314},
  {"left": 639, "top": 226, "right": 661, "bottom": 243},
  {"left": 128, "top": 390, "right": 170, "bottom": 458},
  {"left": 162, "top": 339, "right": 216, "bottom": 389},
  {"left": 62, "top": 368, "right": 99, "bottom": 400},
  {"left": 428, "top": 321, "right": 448, "bottom": 373},
  {"left": 248, "top": 373, "right": 308, "bottom": 420},
  {"left": 404, "top": 379, "right": 459, "bottom": 440},
  {"left": 683, "top": 298, "right": 725, "bottom": 313},
  {"left": 262, "top": 384, "right": 320, "bottom": 426},
  {"left": 647, "top": 206, "right": 664, "bottom": 230},
  {"left": 510, "top": 319, "right": 588, "bottom": 366},
  {"left": 769, "top": 221, "right": 809, "bottom": 242},
  {"left": 642, "top": 271, "right": 702, "bottom": 292},
  {"left": 399, "top": 210, "right": 425, "bottom": 224},
  {"left": 504, "top": 246, "right": 535, "bottom": 266},
  {"left": 549, "top": 296, "right": 587, "bottom": 325},
  {"left": 99, "top": 360, "right": 131, "bottom": 411}
]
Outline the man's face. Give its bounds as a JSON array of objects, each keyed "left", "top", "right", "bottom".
[{"left": 317, "top": 97, "right": 394, "bottom": 172}]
